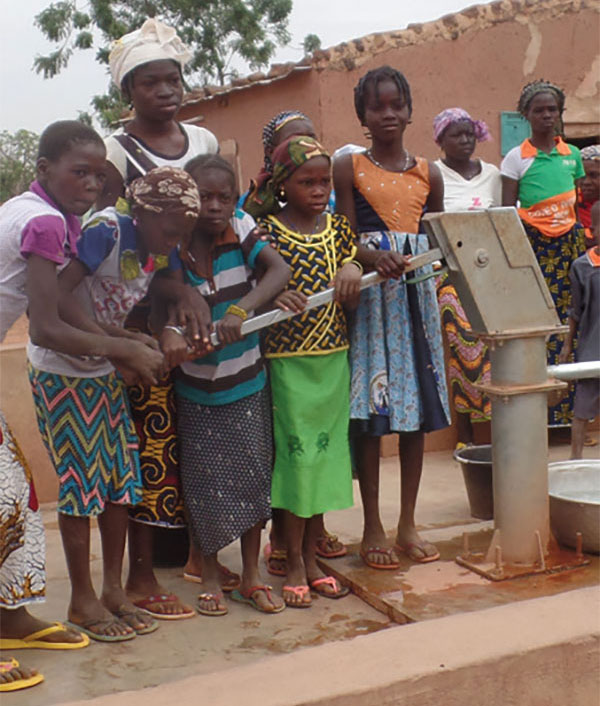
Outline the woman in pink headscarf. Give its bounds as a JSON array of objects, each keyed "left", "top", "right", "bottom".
[{"left": 433, "top": 108, "right": 501, "bottom": 449}]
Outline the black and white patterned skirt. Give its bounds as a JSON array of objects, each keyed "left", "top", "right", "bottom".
[{"left": 177, "top": 386, "right": 273, "bottom": 555}]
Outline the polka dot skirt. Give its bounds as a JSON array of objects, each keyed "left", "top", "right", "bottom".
[{"left": 177, "top": 386, "right": 272, "bottom": 555}]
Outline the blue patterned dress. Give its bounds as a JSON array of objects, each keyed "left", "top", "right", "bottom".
[{"left": 349, "top": 153, "right": 450, "bottom": 434}]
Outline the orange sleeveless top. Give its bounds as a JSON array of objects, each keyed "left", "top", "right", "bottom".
[{"left": 351, "top": 153, "right": 430, "bottom": 234}]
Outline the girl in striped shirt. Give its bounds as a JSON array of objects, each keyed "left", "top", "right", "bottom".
[{"left": 171, "top": 154, "right": 290, "bottom": 615}]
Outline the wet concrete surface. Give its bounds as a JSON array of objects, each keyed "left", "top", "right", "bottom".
[
  {"left": 5, "top": 435, "right": 598, "bottom": 705},
  {"left": 320, "top": 526, "right": 599, "bottom": 624}
]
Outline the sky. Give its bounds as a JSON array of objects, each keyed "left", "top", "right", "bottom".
[{"left": 1, "top": 0, "right": 492, "bottom": 135}]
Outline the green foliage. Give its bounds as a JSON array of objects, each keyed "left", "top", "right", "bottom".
[
  {"left": 303, "top": 33, "right": 321, "bottom": 55},
  {"left": 0, "top": 130, "right": 39, "bottom": 203},
  {"left": 34, "top": 0, "right": 293, "bottom": 127}
]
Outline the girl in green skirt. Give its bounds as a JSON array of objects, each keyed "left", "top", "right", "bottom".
[{"left": 246, "top": 135, "right": 362, "bottom": 607}]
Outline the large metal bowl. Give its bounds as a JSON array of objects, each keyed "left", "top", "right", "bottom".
[{"left": 548, "top": 460, "right": 600, "bottom": 554}]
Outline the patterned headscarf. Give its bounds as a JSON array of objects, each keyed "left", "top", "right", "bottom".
[
  {"left": 262, "top": 110, "right": 311, "bottom": 169},
  {"left": 109, "top": 18, "right": 192, "bottom": 88},
  {"left": 433, "top": 108, "right": 491, "bottom": 145},
  {"left": 127, "top": 166, "right": 201, "bottom": 217},
  {"left": 244, "top": 136, "right": 330, "bottom": 219},
  {"left": 581, "top": 145, "right": 600, "bottom": 162}
]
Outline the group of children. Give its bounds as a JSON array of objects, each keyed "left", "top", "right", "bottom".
[{"left": 1, "top": 16, "right": 598, "bottom": 695}]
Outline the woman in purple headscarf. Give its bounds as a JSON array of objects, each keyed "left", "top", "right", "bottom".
[{"left": 433, "top": 108, "right": 501, "bottom": 449}]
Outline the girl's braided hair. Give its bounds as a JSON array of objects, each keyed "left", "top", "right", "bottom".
[
  {"left": 517, "top": 80, "right": 565, "bottom": 116},
  {"left": 354, "top": 66, "right": 412, "bottom": 124}
]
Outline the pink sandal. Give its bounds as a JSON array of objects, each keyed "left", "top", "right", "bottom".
[
  {"left": 310, "top": 576, "right": 350, "bottom": 599},
  {"left": 282, "top": 584, "right": 311, "bottom": 609}
]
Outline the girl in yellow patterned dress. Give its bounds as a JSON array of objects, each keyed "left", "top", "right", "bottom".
[{"left": 247, "top": 135, "right": 362, "bottom": 607}]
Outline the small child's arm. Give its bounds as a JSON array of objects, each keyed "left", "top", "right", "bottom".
[
  {"left": 559, "top": 317, "right": 577, "bottom": 364},
  {"left": 559, "top": 265, "right": 583, "bottom": 364}
]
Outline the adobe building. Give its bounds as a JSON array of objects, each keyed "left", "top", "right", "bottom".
[
  {"left": 1, "top": 0, "right": 599, "bottom": 502},
  {"left": 178, "top": 0, "right": 599, "bottom": 185}
]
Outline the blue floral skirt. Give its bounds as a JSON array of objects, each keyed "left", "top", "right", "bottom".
[{"left": 349, "top": 232, "right": 450, "bottom": 435}]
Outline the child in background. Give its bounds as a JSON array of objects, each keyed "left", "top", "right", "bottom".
[
  {"left": 28, "top": 166, "right": 200, "bottom": 641},
  {"left": 174, "top": 155, "right": 289, "bottom": 615},
  {"left": 247, "top": 135, "right": 361, "bottom": 607},
  {"left": 578, "top": 145, "right": 600, "bottom": 246},
  {"left": 334, "top": 66, "right": 450, "bottom": 569},
  {"left": 559, "top": 201, "right": 600, "bottom": 458},
  {"left": 0, "top": 120, "right": 149, "bottom": 687}
]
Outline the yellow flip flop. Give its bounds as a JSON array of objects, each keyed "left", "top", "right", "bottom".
[
  {"left": 0, "top": 658, "right": 44, "bottom": 692},
  {"left": 0, "top": 622, "right": 90, "bottom": 650}
]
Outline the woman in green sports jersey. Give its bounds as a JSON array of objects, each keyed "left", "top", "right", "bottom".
[{"left": 501, "top": 80, "right": 586, "bottom": 427}]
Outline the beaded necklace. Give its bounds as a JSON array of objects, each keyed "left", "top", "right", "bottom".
[{"left": 367, "top": 148, "right": 411, "bottom": 172}]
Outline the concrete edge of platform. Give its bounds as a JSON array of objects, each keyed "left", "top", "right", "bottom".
[{"left": 62, "top": 586, "right": 599, "bottom": 706}]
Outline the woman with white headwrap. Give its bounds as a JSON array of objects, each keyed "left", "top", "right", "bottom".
[
  {"left": 97, "top": 19, "right": 239, "bottom": 621},
  {"left": 99, "top": 18, "right": 218, "bottom": 207}
]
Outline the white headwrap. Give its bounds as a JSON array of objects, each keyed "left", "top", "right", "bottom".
[{"left": 109, "top": 18, "right": 192, "bottom": 88}]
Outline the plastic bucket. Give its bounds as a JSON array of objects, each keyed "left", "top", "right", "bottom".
[{"left": 453, "top": 444, "right": 493, "bottom": 520}]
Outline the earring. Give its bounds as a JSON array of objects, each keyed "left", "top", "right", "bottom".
[{"left": 278, "top": 187, "right": 286, "bottom": 200}]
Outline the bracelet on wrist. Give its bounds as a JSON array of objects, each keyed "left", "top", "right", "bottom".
[
  {"left": 163, "top": 325, "right": 187, "bottom": 337},
  {"left": 349, "top": 259, "right": 364, "bottom": 275},
  {"left": 341, "top": 258, "right": 364, "bottom": 275},
  {"left": 225, "top": 303, "right": 248, "bottom": 321}
]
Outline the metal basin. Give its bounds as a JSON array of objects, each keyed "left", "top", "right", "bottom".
[{"left": 548, "top": 460, "right": 600, "bottom": 554}]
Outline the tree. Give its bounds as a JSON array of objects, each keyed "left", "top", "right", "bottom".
[
  {"left": 34, "top": 1, "right": 293, "bottom": 126},
  {"left": 0, "top": 130, "right": 39, "bottom": 203},
  {"left": 302, "top": 33, "right": 321, "bottom": 56}
]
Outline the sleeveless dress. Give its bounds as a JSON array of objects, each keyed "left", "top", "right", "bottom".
[{"left": 349, "top": 153, "right": 450, "bottom": 434}]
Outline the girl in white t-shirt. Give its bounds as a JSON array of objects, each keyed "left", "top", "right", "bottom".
[{"left": 432, "top": 108, "right": 501, "bottom": 449}]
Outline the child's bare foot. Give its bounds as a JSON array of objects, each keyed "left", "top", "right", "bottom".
[
  {"left": 304, "top": 553, "right": 349, "bottom": 599},
  {"left": 183, "top": 558, "right": 241, "bottom": 592},
  {"left": 264, "top": 543, "right": 287, "bottom": 576},
  {"left": 395, "top": 524, "right": 439, "bottom": 564},
  {"left": 233, "top": 584, "right": 285, "bottom": 613},
  {"left": 197, "top": 580, "right": 228, "bottom": 616},
  {"left": 282, "top": 561, "right": 311, "bottom": 608},
  {"left": 0, "top": 658, "right": 43, "bottom": 692},
  {"left": 236, "top": 564, "right": 285, "bottom": 613},
  {"left": 126, "top": 574, "right": 194, "bottom": 620},
  {"left": 68, "top": 596, "right": 134, "bottom": 641},
  {"left": 360, "top": 527, "right": 399, "bottom": 569},
  {"left": 101, "top": 588, "right": 156, "bottom": 634},
  {"left": 0, "top": 608, "right": 86, "bottom": 646}
]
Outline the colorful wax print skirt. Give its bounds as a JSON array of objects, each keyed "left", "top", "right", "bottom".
[
  {"left": 270, "top": 351, "right": 354, "bottom": 518},
  {"left": 524, "top": 222, "right": 586, "bottom": 427},
  {"left": 350, "top": 232, "right": 450, "bottom": 435},
  {"left": 127, "top": 372, "right": 185, "bottom": 528},
  {"left": 125, "top": 299, "right": 185, "bottom": 528},
  {"left": 437, "top": 275, "right": 491, "bottom": 422},
  {"left": 0, "top": 409, "right": 46, "bottom": 608},
  {"left": 28, "top": 366, "right": 142, "bottom": 516},
  {"left": 177, "top": 386, "right": 272, "bottom": 555}
]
